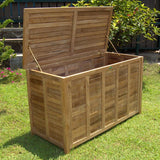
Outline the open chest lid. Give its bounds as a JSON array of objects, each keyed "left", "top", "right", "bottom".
[{"left": 23, "top": 7, "right": 113, "bottom": 70}]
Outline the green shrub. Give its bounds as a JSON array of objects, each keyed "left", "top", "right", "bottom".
[
  {"left": 0, "top": 67, "right": 24, "bottom": 83},
  {"left": 0, "top": 0, "right": 15, "bottom": 67},
  {"left": 0, "top": 0, "right": 14, "bottom": 28},
  {"left": 0, "top": 39, "right": 15, "bottom": 67},
  {"left": 74, "top": 0, "right": 160, "bottom": 48}
]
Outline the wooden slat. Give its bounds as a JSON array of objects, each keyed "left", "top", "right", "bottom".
[
  {"left": 89, "top": 73, "right": 102, "bottom": 133},
  {"left": 28, "top": 22, "right": 72, "bottom": 29},
  {"left": 43, "top": 78, "right": 49, "bottom": 137},
  {"left": 26, "top": 70, "right": 34, "bottom": 134},
  {"left": 76, "top": 30, "right": 106, "bottom": 38},
  {"left": 33, "top": 128, "right": 63, "bottom": 148},
  {"left": 102, "top": 71, "right": 105, "bottom": 128},
  {"left": 78, "top": 10, "right": 111, "bottom": 16},
  {"left": 118, "top": 66, "right": 128, "bottom": 118},
  {"left": 71, "top": 10, "right": 77, "bottom": 54},
  {"left": 30, "top": 69, "right": 64, "bottom": 79},
  {"left": 75, "top": 34, "right": 105, "bottom": 44},
  {"left": 77, "top": 19, "right": 108, "bottom": 25},
  {"left": 28, "top": 53, "right": 101, "bottom": 73},
  {"left": 115, "top": 68, "right": 119, "bottom": 121},
  {"left": 66, "top": 56, "right": 140, "bottom": 81},
  {"left": 29, "top": 26, "right": 71, "bottom": 35},
  {"left": 75, "top": 42, "right": 104, "bottom": 51},
  {"left": 86, "top": 76, "right": 90, "bottom": 137},
  {"left": 25, "top": 7, "right": 113, "bottom": 14},
  {"left": 105, "top": 108, "right": 115, "bottom": 125},
  {"left": 23, "top": 7, "right": 113, "bottom": 70},
  {"left": 29, "top": 16, "right": 73, "bottom": 24},
  {"left": 23, "top": 7, "right": 143, "bottom": 154},
  {"left": 77, "top": 22, "right": 107, "bottom": 29},
  {"left": 46, "top": 77, "right": 64, "bottom": 145},
  {"left": 72, "top": 125, "right": 86, "bottom": 141},
  {"left": 71, "top": 78, "right": 87, "bottom": 142},
  {"left": 62, "top": 80, "right": 71, "bottom": 153},
  {"left": 48, "top": 112, "right": 62, "bottom": 124},
  {"left": 138, "top": 56, "right": 143, "bottom": 113},
  {"left": 23, "top": 10, "right": 29, "bottom": 69},
  {"left": 75, "top": 37, "right": 105, "bottom": 46},
  {"left": 72, "top": 110, "right": 138, "bottom": 148},
  {"left": 30, "top": 39, "right": 70, "bottom": 49},
  {"left": 127, "top": 64, "right": 131, "bottom": 115},
  {"left": 77, "top": 14, "right": 109, "bottom": 21},
  {"left": 31, "top": 46, "right": 70, "bottom": 56},
  {"left": 29, "top": 35, "right": 70, "bottom": 45},
  {"left": 30, "top": 12, "right": 73, "bottom": 18},
  {"left": 49, "top": 127, "right": 63, "bottom": 139}
]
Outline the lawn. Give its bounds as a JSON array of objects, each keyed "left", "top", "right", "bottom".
[{"left": 0, "top": 63, "right": 160, "bottom": 160}]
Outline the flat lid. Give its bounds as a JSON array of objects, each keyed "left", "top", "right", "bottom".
[{"left": 23, "top": 7, "right": 113, "bottom": 70}]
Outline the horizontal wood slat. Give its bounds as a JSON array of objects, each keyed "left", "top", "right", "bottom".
[
  {"left": 23, "top": 7, "right": 113, "bottom": 70},
  {"left": 24, "top": 7, "right": 143, "bottom": 154},
  {"left": 27, "top": 52, "right": 143, "bottom": 154}
]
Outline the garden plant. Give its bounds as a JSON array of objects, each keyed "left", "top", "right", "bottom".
[
  {"left": 0, "top": 0, "right": 22, "bottom": 83},
  {"left": 0, "top": 67, "right": 23, "bottom": 83},
  {"left": 74, "top": 0, "right": 160, "bottom": 48},
  {"left": 0, "top": 0, "right": 15, "bottom": 68}
]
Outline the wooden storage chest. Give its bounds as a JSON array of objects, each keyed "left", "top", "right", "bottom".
[{"left": 23, "top": 7, "right": 143, "bottom": 153}]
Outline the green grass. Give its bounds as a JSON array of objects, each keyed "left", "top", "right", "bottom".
[{"left": 0, "top": 63, "right": 160, "bottom": 160}]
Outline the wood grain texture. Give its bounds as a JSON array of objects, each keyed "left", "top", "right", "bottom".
[
  {"left": 24, "top": 7, "right": 143, "bottom": 154},
  {"left": 138, "top": 57, "right": 143, "bottom": 113},
  {"left": 27, "top": 53, "right": 143, "bottom": 153},
  {"left": 26, "top": 70, "right": 34, "bottom": 134},
  {"left": 62, "top": 80, "right": 72, "bottom": 153},
  {"left": 86, "top": 76, "right": 90, "bottom": 137},
  {"left": 70, "top": 10, "right": 77, "bottom": 54},
  {"left": 43, "top": 78, "right": 49, "bottom": 137},
  {"left": 23, "top": 7, "right": 113, "bottom": 70},
  {"left": 29, "top": 71, "right": 46, "bottom": 135},
  {"left": 27, "top": 71, "right": 64, "bottom": 147},
  {"left": 23, "top": 11, "right": 29, "bottom": 69}
]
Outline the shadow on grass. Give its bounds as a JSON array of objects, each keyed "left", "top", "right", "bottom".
[
  {"left": 0, "top": 109, "right": 7, "bottom": 116},
  {"left": 2, "top": 114, "right": 141, "bottom": 159},
  {"left": 3, "top": 132, "right": 65, "bottom": 159}
]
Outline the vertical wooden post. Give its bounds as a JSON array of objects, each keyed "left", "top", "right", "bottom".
[
  {"left": 101, "top": 71, "right": 105, "bottom": 128},
  {"left": 127, "top": 64, "right": 131, "bottom": 115},
  {"left": 23, "top": 10, "right": 29, "bottom": 69},
  {"left": 138, "top": 57, "right": 143, "bottom": 113},
  {"left": 86, "top": 76, "right": 90, "bottom": 137},
  {"left": 115, "top": 68, "right": 119, "bottom": 121},
  {"left": 26, "top": 70, "right": 34, "bottom": 134},
  {"left": 62, "top": 80, "right": 71, "bottom": 153},
  {"left": 43, "top": 78, "right": 49, "bottom": 137}
]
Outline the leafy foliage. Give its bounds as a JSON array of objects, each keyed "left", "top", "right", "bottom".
[
  {"left": 0, "top": 39, "right": 15, "bottom": 67},
  {"left": 0, "top": 19, "right": 13, "bottom": 28},
  {"left": 0, "top": 0, "right": 15, "bottom": 67},
  {"left": 0, "top": 0, "right": 14, "bottom": 29},
  {"left": 0, "top": 0, "right": 14, "bottom": 8},
  {"left": 74, "top": 0, "right": 160, "bottom": 47},
  {"left": 0, "top": 67, "right": 23, "bottom": 83},
  {"left": 0, "top": 0, "right": 14, "bottom": 28}
]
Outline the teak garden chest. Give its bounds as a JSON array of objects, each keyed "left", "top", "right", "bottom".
[{"left": 23, "top": 7, "right": 143, "bottom": 153}]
